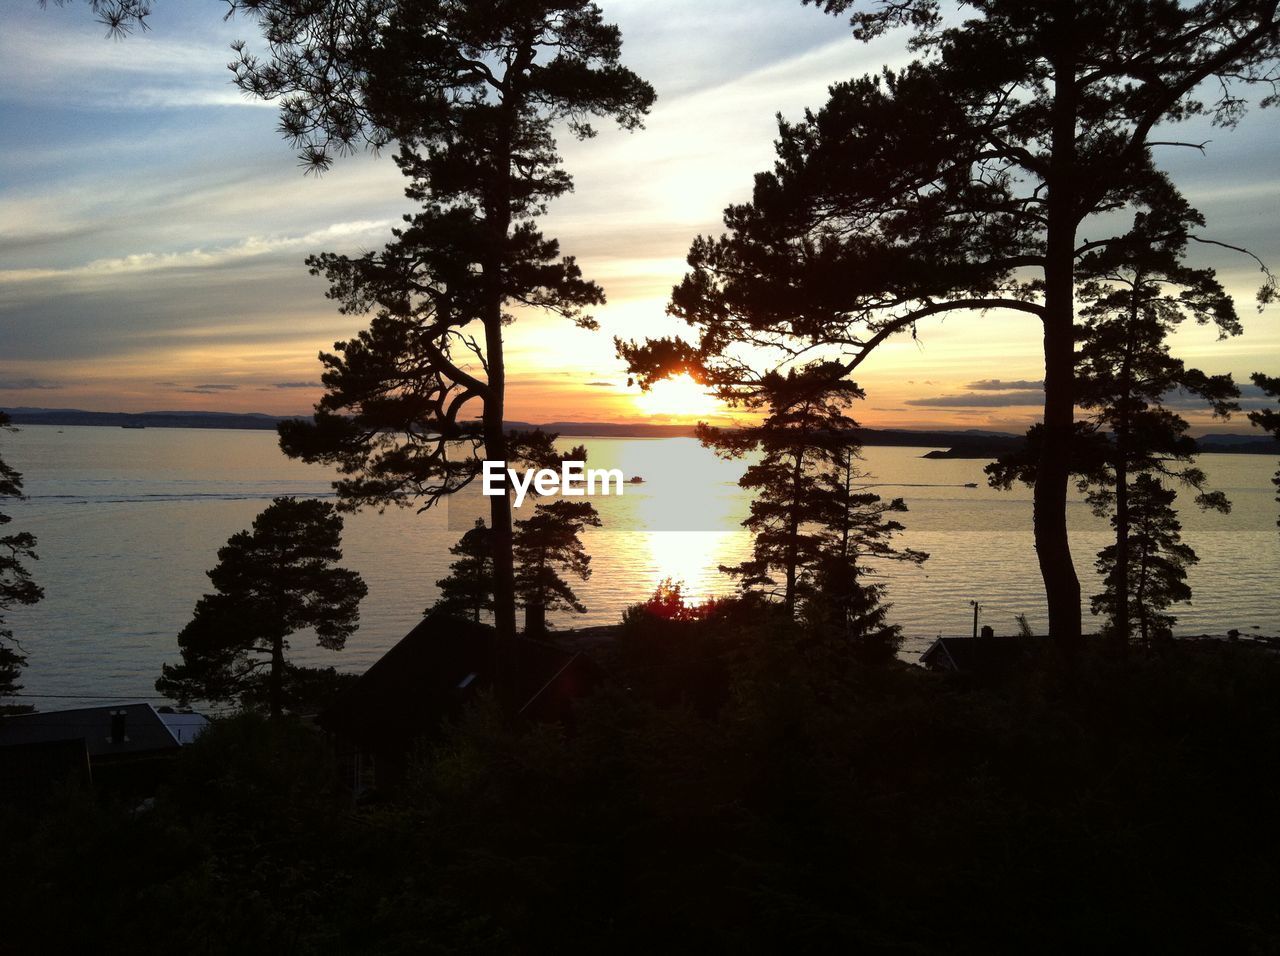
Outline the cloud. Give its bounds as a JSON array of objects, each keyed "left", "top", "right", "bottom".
[
  {"left": 0, "top": 16, "right": 276, "bottom": 112},
  {"left": 269, "top": 381, "right": 321, "bottom": 389},
  {"left": 906, "top": 390, "right": 1046, "bottom": 408},
  {"left": 966, "top": 379, "right": 1044, "bottom": 391},
  {"left": 0, "top": 219, "right": 392, "bottom": 286},
  {"left": 0, "top": 378, "right": 62, "bottom": 390},
  {"left": 183, "top": 383, "right": 240, "bottom": 393},
  {"left": 584, "top": 381, "right": 615, "bottom": 387}
]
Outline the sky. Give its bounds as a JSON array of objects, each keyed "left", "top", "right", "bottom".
[{"left": 1, "top": 1, "right": 1277, "bottom": 432}]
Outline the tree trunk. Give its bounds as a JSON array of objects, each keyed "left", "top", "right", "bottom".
[
  {"left": 784, "top": 447, "right": 805, "bottom": 616},
  {"left": 482, "top": 43, "right": 534, "bottom": 717},
  {"left": 484, "top": 358, "right": 517, "bottom": 713},
  {"left": 1112, "top": 290, "right": 1139, "bottom": 645},
  {"left": 524, "top": 601, "right": 546, "bottom": 636},
  {"left": 1036, "top": 27, "right": 1083, "bottom": 646},
  {"left": 269, "top": 635, "right": 285, "bottom": 720},
  {"left": 1136, "top": 532, "right": 1151, "bottom": 647}
]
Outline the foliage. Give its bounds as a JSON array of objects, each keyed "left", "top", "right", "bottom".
[
  {"left": 1092, "top": 474, "right": 1197, "bottom": 644},
  {"left": 513, "top": 499, "right": 601, "bottom": 633},
  {"left": 237, "top": 664, "right": 361, "bottom": 716},
  {"left": 156, "top": 497, "right": 367, "bottom": 717},
  {"left": 700, "top": 364, "right": 924, "bottom": 644},
  {"left": 1250, "top": 372, "right": 1280, "bottom": 528},
  {"left": 619, "top": 0, "right": 1279, "bottom": 642},
  {"left": 624, "top": 578, "right": 725, "bottom": 623},
  {"left": 987, "top": 218, "right": 1241, "bottom": 639},
  {"left": 0, "top": 411, "right": 43, "bottom": 712},
  {"left": 50, "top": 0, "right": 152, "bottom": 37},
  {"left": 262, "top": 1, "right": 653, "bottom": 669},
  {"left": 429, "top": 517, "right": 495, "bottom": 623},
  {"left": 10, "top": 633, "right": 1280, "bottom": 953}
]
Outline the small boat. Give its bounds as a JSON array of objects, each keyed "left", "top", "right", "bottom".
[{"left": 963, "top": 482, "right": 978, "bottom": 488}]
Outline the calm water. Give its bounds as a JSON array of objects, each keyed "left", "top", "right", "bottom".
[{"left": 4, "top": 425, "right": 1279, "bottom": 705}]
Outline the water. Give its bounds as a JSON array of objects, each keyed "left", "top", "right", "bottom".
[{"left": 3, "top": 425, "right": 1278, "bottom": 705}]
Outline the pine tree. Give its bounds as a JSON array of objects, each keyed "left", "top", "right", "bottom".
[
  {"left": 429, "top": 518, "right": 495, "bottom": 623},
  {"left": 621, "top": 1, "right": 1279, "bottom": 644},
  {"left": 0, "top": 412, "right": 43, "bottom": 715},
  {"left": 700, "top": 364, "right": 924, "bottom": 631},
  {"left": 1092, "top": 474, "right": 1196, "bottom": 646},
  {"left": 699, "top": 367, "right": 863, "bottom": 614},
  {"left": 157, "top": 497, "right": 367, "bottom": 718},
  {"left": 989, "top": 222, "right": 1240, "bottom": 641},
  {"left": 513, "top": 500, "right": 601, "bottom": 636},
  {"left": 804, "top": 446, "right": 927, "bottom": 661},
  {"left": 252, "top": 3, "right": 653, "bottom": 711}
]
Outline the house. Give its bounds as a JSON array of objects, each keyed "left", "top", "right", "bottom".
[
  {"left": 321, "top": 616, "right": 602, "bottom": 795},
  {"left": 919, "top": 635, "right": 1039, "bottom": 672},
  {"left": 0, "top": 702, "right": 209, "bottom": 803}
]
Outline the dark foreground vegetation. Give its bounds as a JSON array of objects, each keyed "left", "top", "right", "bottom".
[{"left": 6, "top": 608, "right": 1280, "bottom": 955}]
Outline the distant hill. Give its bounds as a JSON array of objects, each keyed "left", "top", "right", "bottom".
[
  {"left": 1197, "top": 433, "right": 1280, "bottom": 455},
  {"left": 921, "top": 431, "right": 1280, "bottom": 459},
  {"left": 3, "top": 407, "right": 296, "bottom": 431},
  {"left": 6, "top": 407, "right": 1277, "bottom": 455}
]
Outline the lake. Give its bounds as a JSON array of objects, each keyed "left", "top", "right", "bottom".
[{"left": 3, "top": 425, "right": 1278, "bottom": 706}]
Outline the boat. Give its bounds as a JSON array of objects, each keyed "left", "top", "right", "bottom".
[{"left": 963, "top": 482, "right": 978, "bottom": 488}]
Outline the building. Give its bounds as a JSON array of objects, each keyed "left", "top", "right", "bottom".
[
  {"left": 321, "top": 616, "right": 602, "bottom": 795},
  {"left": 919, "top": 635, "right": 1039, "bottom": 672},
  {"left": 0, "top": 702, "right": 209, "bottom": 803}
]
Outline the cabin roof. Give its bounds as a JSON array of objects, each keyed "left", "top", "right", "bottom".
[
  {"left": 321, "top": 616, "right": 600, "bottom": 746},
  {"left": 920, "top": 636, "right": 1038, "bottom": 671},
  {"left": 0, "top": 702, "right": 208, "bottom": 760}
]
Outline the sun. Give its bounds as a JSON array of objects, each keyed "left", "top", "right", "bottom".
[{"left": 633, "top": 373, "right": 721, "bottom": 420}]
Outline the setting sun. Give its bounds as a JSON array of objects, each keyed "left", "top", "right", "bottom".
[{"left": 632, "top": 373, "right": 722, "bottom": 420}]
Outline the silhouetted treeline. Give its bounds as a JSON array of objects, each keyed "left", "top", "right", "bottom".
[{"left": 7, "top": 605, "right": 1280, "bottom": 953}]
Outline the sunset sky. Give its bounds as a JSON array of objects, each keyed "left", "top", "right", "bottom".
[{"left": 2, "top": 1, "right": 1277, "bottom": 432}]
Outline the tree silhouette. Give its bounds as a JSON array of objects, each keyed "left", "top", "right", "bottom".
[
  {"left": 700, "top": 364, "right": 924, "bottom": 624},
  {"left": 621, "top": 0, "right": 1278, "bottom": 644},
  {"left": 429, "top": 518, "right": 495, "bottom": 623},
  {"left": 1092, "top": 473, "right": 1196, "bottom": 646},
  {"left": 698, "top": 367, "right": 860, "bottom": 615},
  {"left": 804, "top": 445, "right": 927, "bottom": 660},
  {"left": 513, "top": 499, "right": 601, "bottom": 636},
  {"left": 988, "top": 218, "right": 1240, "bottom": 641},
  {"left": 1249, "top": 373, "right": 1280, "bottom": 528},
  {"left": 0, "top": 412, "right": 43, "bottom": 714},
  {"left": 260, "top": 2, "right": 653, "bottom": 709},
  {"left": 157, "top": 497, "right": 367, "bottom": 718}
]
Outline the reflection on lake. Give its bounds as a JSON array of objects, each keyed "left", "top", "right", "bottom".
[{"left": 4, "top": 426, "right": 1278, "bottom": 702}]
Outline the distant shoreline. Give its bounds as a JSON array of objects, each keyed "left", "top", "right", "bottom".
[{"left": 5, "top": 407, "right": 1277, "bottom": 455}]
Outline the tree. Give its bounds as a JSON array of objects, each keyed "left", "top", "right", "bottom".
[
  {"left": 157, "top": 497, "right": 367, "bottom": 718},
  {"left": 700, "top": 364, "right": 924, "bottom": 626},
  {"left": 1092, "top": 473, "right": 1196, "bottom": 646},
  {"left": 513, "top": 499, "right": 601, "bottom": 635},
  {"left": 698, "top": 366, "right": 862, "bottom": 615},
  {"left": 988, "top": 217, "right": 1240, "bottom": 641},
  {"left": 0, "top": 412, "right": 43, "bottom": 714},
  {"left": 256, "top": 2, "right": 653, "bottom": 709},
  {"left": 804, "top": 444, "right": 927, "bottom": 661},
  {"left": 429, "top": 518, "right": 495, "bottom": 623},
  {"left": 621, "top": 0, "right": 1278, "bottom": 643},
  {"left": 1249, "top": 372, "right": 1280, "bottom": 528}
]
